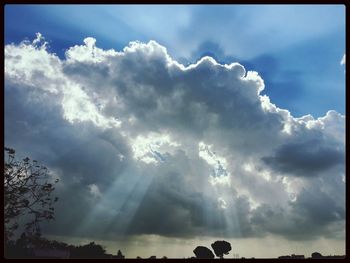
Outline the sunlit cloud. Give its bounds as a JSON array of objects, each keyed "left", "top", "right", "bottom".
[{"left": 4, "top": 31, "right": 345, "bottom": 257}]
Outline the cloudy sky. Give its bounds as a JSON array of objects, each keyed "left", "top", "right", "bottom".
[{"left": 4, "top": 5, "right": 345, "bottom": 258}]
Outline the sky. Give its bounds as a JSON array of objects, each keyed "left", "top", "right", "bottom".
[{"left": 4, "top": 4, "right": 346, "bottom": 258}]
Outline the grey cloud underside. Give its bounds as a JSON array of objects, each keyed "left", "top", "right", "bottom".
[
  {"left": 125, "top": 154, "right": 254, "bottom": 238},
  {"left": 262, "top": 139, "right": 344, "bottom": 177},
  {"left": 4, "top": 37, "right": 345, "bottom": 241}
]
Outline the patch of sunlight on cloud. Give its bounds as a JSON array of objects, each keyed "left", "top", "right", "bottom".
[
  {"left": 88, "top": 184, "right": 102, "bottom": 198},
  {"left": 62, "top": 83, "right": 121, "bottom": 129},
  {"left": 131, "top": 132, "right": 181, "bottom": 164},
  {"left": 243, "top": 162, "right": 271, "bottom": 181},
  {"left": 281, "top": 176, "right": 305, "bottom": 202},
  {"left": 217, "top": 197, "right": 227, "bottom": 210},
  {"left": 198, "top": 141, "right": 231, "bottom": 187}
]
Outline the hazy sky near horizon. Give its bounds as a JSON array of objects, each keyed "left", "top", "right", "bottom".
[{"left": 4, "top": 5, "right": 345, "bottom": 258}]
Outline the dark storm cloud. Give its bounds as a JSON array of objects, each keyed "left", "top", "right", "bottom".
[
  {"left": 125, "top": 168, "right": 254, "bottom": 238},
  {"left": 122, "top": 150, "right": 236, "bottom": 237},
  {"left": 262, "top": 139, "right": 344, "bottom": 177},
  {"left": 251, "top": 185, "right": 345, "bottom": 240}
]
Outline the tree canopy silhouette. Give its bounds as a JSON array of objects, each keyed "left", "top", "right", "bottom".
[
  {"left": 115, "top": 249, "right": 125, "bottom": 259},
  {"left": 4, "top": 147, "right": 59, "bottom": 241},
  {"left": 193, "top": 246, "right": 215, "bottom": 259},
  {"left": 211, "top": 240, "right": 232, "bottom": 258},
  {"left": 70, "top": 242, "right": 107, "bottom": 258}
]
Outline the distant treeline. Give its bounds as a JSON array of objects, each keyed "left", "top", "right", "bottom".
[
  {"left": 4, "top": 233, "right": 345, "bottom": 259},
  {"left": 5, "top": 233, "right": 122, "bottom": 259}
]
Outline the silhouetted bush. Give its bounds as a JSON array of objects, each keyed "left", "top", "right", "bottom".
[
  {"left": 115, "top": 249, "right": 125, "bottom": 259},
  {"left": 69, "top": 242, "right": 107, "bottom": 258},
  {"left": 311, "top": 252, "right": 322, "bottom": 259},
  {"left": 193, "top": 246, "right": 215, "bottom": 259}
]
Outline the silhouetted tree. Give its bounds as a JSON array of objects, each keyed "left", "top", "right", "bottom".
[
  {"left": 5, "top": 233, "right": 70, "bottom": 258},
  {"left": 115, "top": 249, "right": 125, "bottom": 259},
  {"left": 28, "top": 235, "right": 69, "bottom": 250},
  {"left": 70, "top": 242, "right": 107, "bottom": 258},
  {"left": 311, "top": 252, "right": 323, "bottom": 259},
  {"left": 4, "top": 147, "right": 59, "bottom": 242},
  {"left": 4, "top": 233, "right": 29, "bottom": 258},
  {"left": 193, "top": 246, "right": 215, "bottom": 259},
  {"left": 211, "top": 240, "right": 232, "bottom": 259}
]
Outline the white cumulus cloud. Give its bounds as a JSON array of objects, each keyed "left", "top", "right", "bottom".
[
  {"left": 340, "top": 54, "right": 345, "bottom": 65},
  {"left": 4, "top": 34, "right": 345, "bottom": 242}
]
